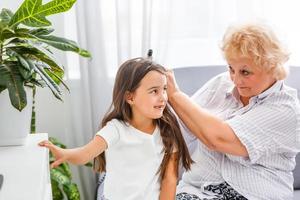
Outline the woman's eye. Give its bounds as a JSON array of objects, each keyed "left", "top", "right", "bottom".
[
  {"left": 151, "top": 90, "right": 157, "bottom": 94},
  {"left": 241, "top": 70, "right": 250, "bottom": 76}
]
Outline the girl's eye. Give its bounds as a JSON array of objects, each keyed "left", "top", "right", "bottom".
[{"left": 151, "top": 89, "right": 158, "bottom": 94}]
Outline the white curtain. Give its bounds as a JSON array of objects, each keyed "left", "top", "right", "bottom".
[{"left": 32, "top": 0, "right": 300, "bottom": 199}]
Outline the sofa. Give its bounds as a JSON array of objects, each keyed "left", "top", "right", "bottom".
[{"left": 173, "top": 65, "right": 300, "bottom": 200}]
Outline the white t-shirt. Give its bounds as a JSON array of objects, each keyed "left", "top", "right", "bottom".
[{"left": 96, "top": 119, "right": 164, "bottom": 200}]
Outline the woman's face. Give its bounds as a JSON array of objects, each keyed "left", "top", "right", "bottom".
[{"left": 228, "top": 57, "right": 276, "bottom": 100}]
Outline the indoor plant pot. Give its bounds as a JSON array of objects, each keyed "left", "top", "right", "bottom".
[{"left": 0, "top": 87, "right": 32, "bottom": 145}]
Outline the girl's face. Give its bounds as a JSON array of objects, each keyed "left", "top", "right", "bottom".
[
  {"left": 228, "top": 57, "right": 276, "bottom": 104},
  {"left": 127, "top": 70, "right": 168, "bottom": 121}
]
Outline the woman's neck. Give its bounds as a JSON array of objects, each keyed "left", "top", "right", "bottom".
[{"left": 240, "top": 96, "right": 250, "bottom": 106}]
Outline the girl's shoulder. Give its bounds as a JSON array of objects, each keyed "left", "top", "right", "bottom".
[
  {"left": 106, "top": 118, "right": 128, "bottom": 130},
  {"left": 97, "top": 119, "right": 128, "bottom": 148}
]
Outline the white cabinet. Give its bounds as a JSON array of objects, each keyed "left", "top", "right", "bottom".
[{"left": 0, "top": 133, "right": 52, "bottom": 200}]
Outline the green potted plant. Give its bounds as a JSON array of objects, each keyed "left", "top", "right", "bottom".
[
  {"left": 0, "top": 0, "right": 91, "bottom": 146},
  {"left": 1, "top": 0, "right": 93, "bottom": 199},
  {"left": 49, "top": 137, "right": 92, "bottom": 200}
]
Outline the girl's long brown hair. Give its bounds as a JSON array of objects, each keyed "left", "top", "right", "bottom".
[{"left": 93, "top": 57, "right": 193, "bottom": 180}]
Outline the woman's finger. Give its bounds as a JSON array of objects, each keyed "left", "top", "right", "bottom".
[
  {"left": 165, "top": 69, "right": 174, "bottom": 76},
  {"left": 165, "top": 68, "right": 181, "bottom": 96}
]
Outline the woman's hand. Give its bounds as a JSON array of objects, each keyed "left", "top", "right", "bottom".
[
  {"left": 39, "top": 140, "right": 68, "bottom": 168},
  {"left": 166, "top": 69, "right": 181, "bottom": 99}
]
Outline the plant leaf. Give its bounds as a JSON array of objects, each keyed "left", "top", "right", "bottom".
[
  {"left": 45, "top": 69, "right": 69, "bottom": 91},
  {"left": 50, "top": 168, "right": 71, "bottom": 185},
  {"left": 19, "top": 67, "right": 33, "bottom": 80},
  {"left": 39, "top": 0, "right": 76, "bottom": 16},
  {"left": 51, "top": 179, "right": 64, "bottom": 200},
  {"left": 29, "top": 27, "right": 54, "bottom": 36},
  {"left": 63, "top": 183, "right": 80, "bottom": 200},
  {"left": 26, "top": 40, "right": 64, "bottom": 69},
  {"left": 49, "top": 137, "right": 66, "bottom": 148},
  {"left": 2, "top": 28, "right": 34, "bottom": 41},
  {"left": 84, "top": 162, "right": 93, "bottom": 167},
  {"left": 0, "top": 8, "right": 14, "bottom": 27},
  {"left": 0, "top": 85, "right": 7, "bottom": 93},
  {"left": 30, "top": 60, "right": 63, "bottom": 101},
  {"left": 8, "top": 43, "right": 64, "bottom": 73},
  {"left": 6, "top": 49, "right": 35, "bottom": 79},
  {"left": 0, "top": 27, "right": 15, "bottom": 41},
  {"left": 35, "top": 35, "right": 91, "bottom": 57},
  {"left": 58, "top": 163, "right": 72, "bottom": 179},
  {"left": 7, "top": 49, "right": 30, "bottom": 70},
  {"left": 0, "top": 63, "right": 27, "bottom": 111},
  {"left": 28, "top": 79, "right": 45, "bottom": 87},
  {"left": 9, "top": 0, "right": 51, "bottom": 28},
  {"left": 7, "top": 45, "right": 67, "bottom": 91},
  {"left": 5, "top": 29, "right": 91, "bottom": 59},
  {"left": 13, "top": 28, "right": 35, "bottom": 39},
  {"left": 9, "top": 0, "right": 77, "bottom": 28}
]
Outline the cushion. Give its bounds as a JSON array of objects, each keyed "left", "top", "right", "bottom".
[{"left": 294, "top": 154, "right": 300, "bottom": 189}]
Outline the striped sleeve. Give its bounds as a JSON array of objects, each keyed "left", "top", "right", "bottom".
[{"left": 226, "top": 101, "right": 298, "bottom": 163}]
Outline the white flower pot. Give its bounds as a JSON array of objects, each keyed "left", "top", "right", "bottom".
[{"left": 0, "top": 88, "right": 32, "bottom": 146}]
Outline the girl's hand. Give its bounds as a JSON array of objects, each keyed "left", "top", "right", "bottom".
[
  {"left": 39, "top": 140, "right": 67, "bottom": 168},
  {"left": 166, "top": 69, "right": 180, "bottom": 99}
]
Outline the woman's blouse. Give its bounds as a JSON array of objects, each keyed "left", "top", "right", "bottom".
[{"left": 177, "top": 72, "right": 300, "bottom": 200}]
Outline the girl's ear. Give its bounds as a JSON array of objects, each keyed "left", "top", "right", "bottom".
[{"left": 125, "top": 91, "right": 134, "bottom": 105}]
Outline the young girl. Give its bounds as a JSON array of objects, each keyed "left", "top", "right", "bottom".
[{"left": 39, "top": 56, "right": 193, "bottom": 200}]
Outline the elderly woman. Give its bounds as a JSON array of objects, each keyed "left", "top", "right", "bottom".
[{"left": 167, "top": 23, "right": 300, "bottom": 199}]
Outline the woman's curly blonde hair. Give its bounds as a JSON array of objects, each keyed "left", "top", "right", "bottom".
[{"left": 221, "top": 23, "right": 289, "bottom": 80}]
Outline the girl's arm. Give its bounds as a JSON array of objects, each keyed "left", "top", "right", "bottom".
[
  {"left": 159, "top": 152, "right": 178, "bottom": 200},
  {"left": 39, "top": 135, "right": 107, "bottom": 168}
]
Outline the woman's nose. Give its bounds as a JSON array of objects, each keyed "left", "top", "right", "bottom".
[{"left": 232, "top": 74, "right": 242, "bottom": 85}]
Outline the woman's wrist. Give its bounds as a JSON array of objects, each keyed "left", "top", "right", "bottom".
[{"left": 168, "top": 89, "right": 183, "bottom": 105}]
